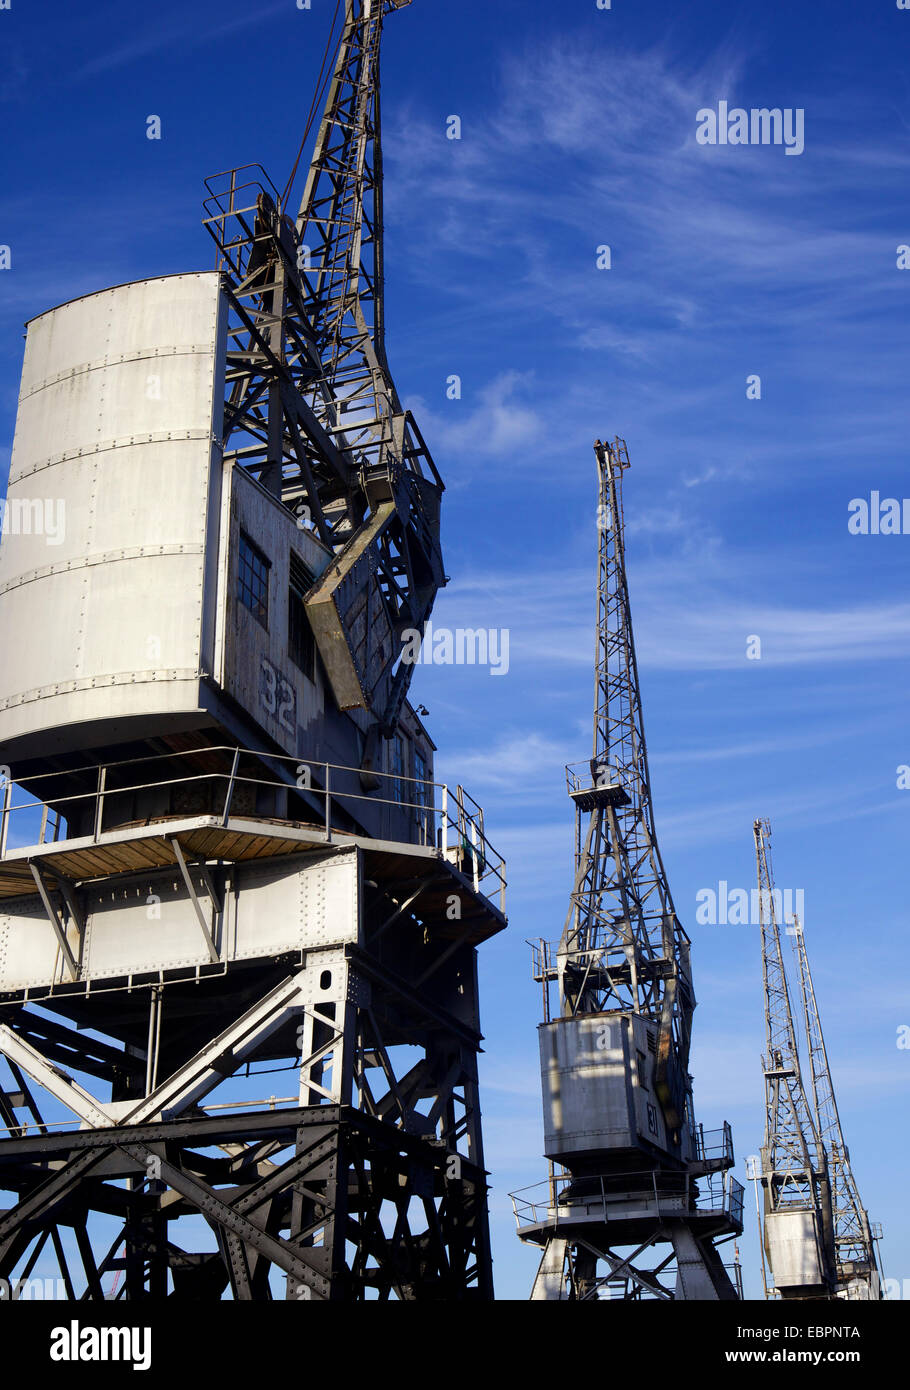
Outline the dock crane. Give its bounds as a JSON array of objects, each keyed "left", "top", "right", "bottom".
[
  {"left": 511, "top": 441, "right": 743, "bottom": 1300},
  {"left": 754, "top": 820, "right": 880, "bottom": 1299},
  {"left": 790, "top": 916, "right": 882, "bottom": 1298}
]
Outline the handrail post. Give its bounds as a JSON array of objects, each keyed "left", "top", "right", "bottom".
[
  {"left": 0, "top": 780, "right": 10, "bottom": 860},
  {"left": 324, "top": 763, "right": 331, "bottom": 842},
  {"left": 440, "top": 785, "right": 448, "bottom": 856},
  {"left": 500, "top": 859, "right": 506, "bottom": 915},
  {"left": 469, "top": 818, "right": 480, "bottom": 894},
  {"left": 222, "top": 747, "right": 240, "bottom": 826},
  {"left": 93, "top": 766, "right": 107, "bottom": 842}
]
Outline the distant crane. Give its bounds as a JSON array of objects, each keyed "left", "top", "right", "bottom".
[
  {"left": 754, "top": 818, "right": 837, "bottom": 1298},
  {"left": 510, "top": 440, "right": 743, "bottom": 1300},
  {"left": 790, "top": 915, "right": 882, "bottom": 1298}
]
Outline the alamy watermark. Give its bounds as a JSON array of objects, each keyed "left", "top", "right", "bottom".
[
  {"left": 696, "top": 102, "right": 805, "bottom": 156},
  {"left": 400, "top": 621, "right": 510, "bottom": 676},
  {"left": 0, "top": 1275, "right": 68, "bottom": 1299},
  {"left": 50, "top": 1321, "right": 151, "bottom": 1370},
  {"left": 696, "top": 881, "right": 805, "bottom": 927},
  {"left": 847, "top": 491, "right": 910, "bottom": 535},
  {"left": 0, "top": 497, "right": 66, "bottom": 545}
]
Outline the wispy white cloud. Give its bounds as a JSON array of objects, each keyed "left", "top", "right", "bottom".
[
  {"left": 652, "top": 723, "right": 872, "bottom": 766},
  {"left": 386, "top": 35, "right": 907, "bottom": 345},
  {"left": 636, "top": 598, "right": 910, "bottom": 671},
  {"left": 438, "top": 732, "right": 574, "bottom": 790},
  {"left": 441, "top": 564, "right": 910, "bottom": 672},
  {"left": 411, "top": 371, "right": 544, "bottom": 464},
  {"left": 71, "top": 3, "right": 289, "bottom": 80}
]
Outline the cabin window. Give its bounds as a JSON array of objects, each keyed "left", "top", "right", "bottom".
[{"left": 238, "top": 533, "right": 270, "bottom": 629}]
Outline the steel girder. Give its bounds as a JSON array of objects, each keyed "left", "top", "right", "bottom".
[
  {"left": 0, "top": 1108, "right": 489, "bottom": 1301},
  {"left": 530, "top": 1224, "right": 740, "bottom": 1302},
  {"left": 0, "top": 861, "right": 496, "bottom": 1300}
]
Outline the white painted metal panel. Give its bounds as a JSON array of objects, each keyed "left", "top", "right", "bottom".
[
  {"left": 230, "top": 852, "right": 359, "bottom": 960},
  {"left": 0, "top": 851, "right": 361, "bottom": 989},
  {"left": 296, "top": 852, "right": 360, "bottom": 947},
  {"left": 766, "top": 1208, "right": 824, "bottom": 1288},
  {"left": 17, "top": 275, "right": 224, "bottom": 396},
  {"left": 227, "top": 860, "right": 307, "bottom": 959},
  {"left": 0, "top": 273, "right": 226, "bottom": 752},
  {"left": 540, "top": 1013, "right": 679, "bottom": 1162},
  {"left": 82, "top": 876, "right": 215, "bottom": 979},
  {"left": 540, "top": 1015, "right": 636, "bottom": 1160},
  {"left": 0, "top": 898, "right": 79, "bottom": 991}
]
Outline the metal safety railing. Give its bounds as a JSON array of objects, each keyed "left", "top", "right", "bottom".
[
  {"left": 0, "top": 746, "right": 506, "bottom": 914},
  {"left": 728, "top": 1260, "right": 745, "bottom": 1299},
  {"left": 202, "top": 163, "right": 284, "bottom": 277},
  {"left": 565, "top": 758, "right": 625, "bottom": 796},
  {"left": 510, "top": 1167, "right": 745, "bottom": 1232},
  {"left": 693, "top": 1121, "right": 736, "bottom": 1172}
]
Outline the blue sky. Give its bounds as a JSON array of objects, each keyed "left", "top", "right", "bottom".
[{"left": 1, "top": 0, "right": 908, "bottom": 1300}]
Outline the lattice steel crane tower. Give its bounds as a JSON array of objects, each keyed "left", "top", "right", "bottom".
[
  {"left": 511, "top": 440, "right": 743, "bottom": 1300},
  {"left": 0, "top": 0, "right": 505, "bottom": 1301},
  {"left": 791, "top": 918, "right": 882, "bottom": 1299},
  {"left": 755, "top": 820, "right": 881, "bottom": 1299},
  {"left": 754, "top": 818, "right": 836, "bottom": 1298}
]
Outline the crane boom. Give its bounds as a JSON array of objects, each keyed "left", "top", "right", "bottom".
[{"left": 202, "top": 0, "right": 444, "bottom": 737}]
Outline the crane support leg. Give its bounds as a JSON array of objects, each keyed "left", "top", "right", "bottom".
[
  {"left": 530, "top": 1238, "right": 570, "bottom": 1300},
  {"left": 670, "top": 1224, "right": 738, "bottom": 1300}
]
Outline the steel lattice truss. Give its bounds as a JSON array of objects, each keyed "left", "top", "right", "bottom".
[
  {"left": 0, "top": 1110, "right": 488, "bottom": 1302},
  {"left": 531, "top": 1222, "right": 740, "bottom": 1302},
  {"left": 295, "top": 0, "right": 406, "bottom": 432},
  {"left": 517, "top": 440, "right": 742, "bottom": 1301},
  {"left": 201, "top": 0, "right": 444, "bottom": 734},
  {"left": 558, "top": 440, "right": 694, "bottom": 1133},
  {"left": 0, "top": 865, "right": 495, "bottom": 1301},
  {"left": 790, "top": 918, "right": 881, "bottom": 1293},
  {"left": 754, "top": 820, "right": 834, "bottom": 1239}
]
